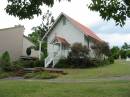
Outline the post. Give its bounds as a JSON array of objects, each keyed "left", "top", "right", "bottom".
[
  {"left": 60, "top": 43, "right": 62, "bottom": 56},
  {"left": 39, "top": 40, "right": 41, "bottom": 60}
]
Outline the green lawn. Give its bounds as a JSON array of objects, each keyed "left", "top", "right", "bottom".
[
  {"left": 0, "top": 80, "right": 130, "bottom": 97},
  {"left": 58, "top": 60, "right": 130, "bottom": 80},
  {"left": 0, "top": 60, "right": 130, "bottom": 97}
]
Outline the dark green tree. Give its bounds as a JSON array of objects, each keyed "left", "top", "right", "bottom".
[
  {"left": 5, "top": 0, "right": 70, "bottom": 20},
  {"left": 70, "top": 43, "right": 89, "bottom": 59},
  {"left": 88, "top": 0, "right": 130, "bottom": 26},
  {"left": 122, "top": 42, "right": 129, "bottom": 49},
  {"left": 91, "top": 42, "right": 110, "bottom": 58},
  {"left": 111, "top": 46, "right": 120, "bottom": 59},
  {"left": 120, "top": 49, "right": 127, "bottom": 59},
  {"left": 5, "top": 0, "right": 130, "bottom": 26}
]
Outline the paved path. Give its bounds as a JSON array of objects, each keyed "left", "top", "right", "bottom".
[
  {"left": 45, "top": 75, "right": 130, "bottom": 83},
  {"left": 2, "top": 75, "right": 130, "bottom": 83}
]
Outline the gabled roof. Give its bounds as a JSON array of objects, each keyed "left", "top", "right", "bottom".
[
  {"left": 55, "top": 36, "right": 70, "bottom": 46},
  {"left": 42, "top": 13, "right": 103, "bottom": 42}
]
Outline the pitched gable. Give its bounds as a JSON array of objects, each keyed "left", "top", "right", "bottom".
[{"left": 43, "top": 13, "right": 103, "bottom": 42}]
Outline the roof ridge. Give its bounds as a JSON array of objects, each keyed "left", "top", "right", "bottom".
[{"left": 62, "top": 13, "right": 103, "bottom": 42}]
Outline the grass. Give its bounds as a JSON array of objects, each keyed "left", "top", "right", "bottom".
[
  {"left": 57, "top": 60, "right": 130, "bottom": 80},
  {"left": 0, "top": 60, "right": 130, "bottom": 97},
  {"left": 0, "top": 80, "right": 130, "bottom": 97}
]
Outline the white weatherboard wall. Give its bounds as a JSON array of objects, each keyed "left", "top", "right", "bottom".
[
  {"left": 47, "top": 16, "right": 84, "bottom": 55},
  {"left": 22, "top": 37, "right": 39, "bottom": 58}
]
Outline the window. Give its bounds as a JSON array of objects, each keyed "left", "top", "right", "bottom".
[{"left": 63, "top": 17, "right": 66, "bottom": 25}]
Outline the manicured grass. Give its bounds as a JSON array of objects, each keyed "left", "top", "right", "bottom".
[
  {"left": 58, "top": 60, "right": 130, "bottom": 79},
  {"left": 0, "top": 60, "right": 130, "bottom": 97},
  {"left": 0, "top": 80, "right": 130, "bottom": 97}
]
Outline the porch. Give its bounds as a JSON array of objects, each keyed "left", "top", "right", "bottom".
[{"left": 45, "top": 36, "right": 70, "bottom": 68}]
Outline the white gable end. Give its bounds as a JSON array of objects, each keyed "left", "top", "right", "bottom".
[
  {"left": 48, "top": 16, "right": 84, "bottom": 44},
  {"left": 44, "top": 13, "right": 104, "bottom": 68}
]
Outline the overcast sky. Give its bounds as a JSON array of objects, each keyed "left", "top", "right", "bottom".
[{"left": 0, "top": 0, "right": 130, "bottom": 47}]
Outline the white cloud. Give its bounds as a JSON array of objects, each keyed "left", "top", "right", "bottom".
[{"left": 98, "top": 33, "right": 130, "bottom": 47}]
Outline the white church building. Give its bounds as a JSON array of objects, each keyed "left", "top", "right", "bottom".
[{"left": 43, "top": 13, "right": 104, "bottom": 68}]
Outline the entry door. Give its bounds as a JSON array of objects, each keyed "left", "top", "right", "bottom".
[{"left": 53, "top": 44, "right": 60, "bottom": 56}]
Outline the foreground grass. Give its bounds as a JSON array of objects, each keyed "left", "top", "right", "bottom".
[
  {"left": 0, "top": 60, "right": 130, "bottom": 97},
  {"left": 58, "top": 60, "right": 130, "bottom": 79},
  {"left": 0, "top": 80, "right": 130, "bottom": 97}
]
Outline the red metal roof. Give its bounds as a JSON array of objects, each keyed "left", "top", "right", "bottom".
[
  {"left": 55, "top": 36, "right": 70, "bottom": 46},
  {"left": 43, "top": 13, "right": 103, "bottom": 43},
  {"left": 63, "top": 13, "right": 103, "bottom": 42}
]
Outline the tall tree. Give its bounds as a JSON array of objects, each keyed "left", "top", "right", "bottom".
[
  {"left": 122, "top": 42, "right": 129, "bottom": 49},
  {"left": 91, "top": 42, "right": 110, "bottom": 58},
  {"left": 111, "top": 46, "right": 120, "bottom": 59},
  {"left": 88, "top": 0, "right": 130, "bottom": 26},
  {"left": 5, "top": 0, "right": 70, "bottom": 19},
  {"left": 5, "top": 0, "right": 130, "bottom": 26},
  {"left": 28, "top": 10, "right": 54, "bottom": 58}
]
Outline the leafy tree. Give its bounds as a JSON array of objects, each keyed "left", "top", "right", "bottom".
[
  {"left": 88, "top": 0, "right": 130, "bottom": 26},
  {"left": 122, "top": 42, "right": 129, "bottom": 49},
  {"left": 28, "top": 10, "right": 54, "bottom": 58},
  {"left": 69, "top": 43, "right": 89, "bottom": 59},
  {"left": 5, "top": 0, "right": 130, "bottom": 26},
  {"left": 67, "top": 43, "right": 90, "bottom": 68},
  {"left": 111, "top": 46, "right": 120, "bottom": 59},
  {"left": 120, "top": 49, "right": 127, "bottom": 59},
  {"left": 91, "top": 42, "right": 110, "bottom": 58},
  {"left": 5, "top": 0, "right": 70, "bottom": 20},
  {"left": 127, "top": 50, "right": 130, "bottom": 58}
]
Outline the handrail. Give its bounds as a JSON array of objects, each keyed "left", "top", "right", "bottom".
[{"left": 44, "top": 53, "right": 53, "bottom": 68}]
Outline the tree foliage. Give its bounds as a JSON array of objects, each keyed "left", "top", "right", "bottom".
[
  {"left": 5, "top": 0, "right": 70, "bottom": 19},
  {"left": 111, "top": 46, "right": 120, "bottom": 59},
  {"left": 69, "top": 43, "right": 89, "bottom": 59},
  {"left": 5, "top": 0, "right": 130, "bottom": 26},
  {"left": 28, "top": 10, "right": 54, "bottom": 57},
  {"left": 88, "top": 0, "right": 130, "bottom": 26},
  {"left": 122, "top": 42, "right": 129, "bottom": 49},
  {"left": 91, "top": 42, "right": 110, "bottom": 58}
]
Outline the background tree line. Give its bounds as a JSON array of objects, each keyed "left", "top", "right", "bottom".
[{"left": 111, "top": 42, "right": 130, "bottom": 59}]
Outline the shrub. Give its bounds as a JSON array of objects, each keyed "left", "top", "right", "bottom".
[
  {"left": 33, "top": 59, "right": 44, "bottom": 67},
  {"left": 13, "top": 59, "right": 43, "bottom": 68},
  {"left": 108, "top": 56, "right": 114, "bottom": 64},
  {"left": 12, "top": 61, "right": 24, "bottom": 71},
  {"left": 24, "top": 72, "right": 57, "bottom": 79},
  {"left": 0, "top": 51, "right": 12, "bottom": 71},
  {"left": 55, "top": 59, "right": 70, "bottom": 68},
  {"left": 70, "top": 43, "right": 89, "bottom": 59},
  {"left": 56, "top": 57, "right": 112, "bottom": 68},
  {"left": 55, "top": 42, "right": 112, "bottom": 68},
  {"left": 0, "top": 71, "right": 13, "bottom": 79}
]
